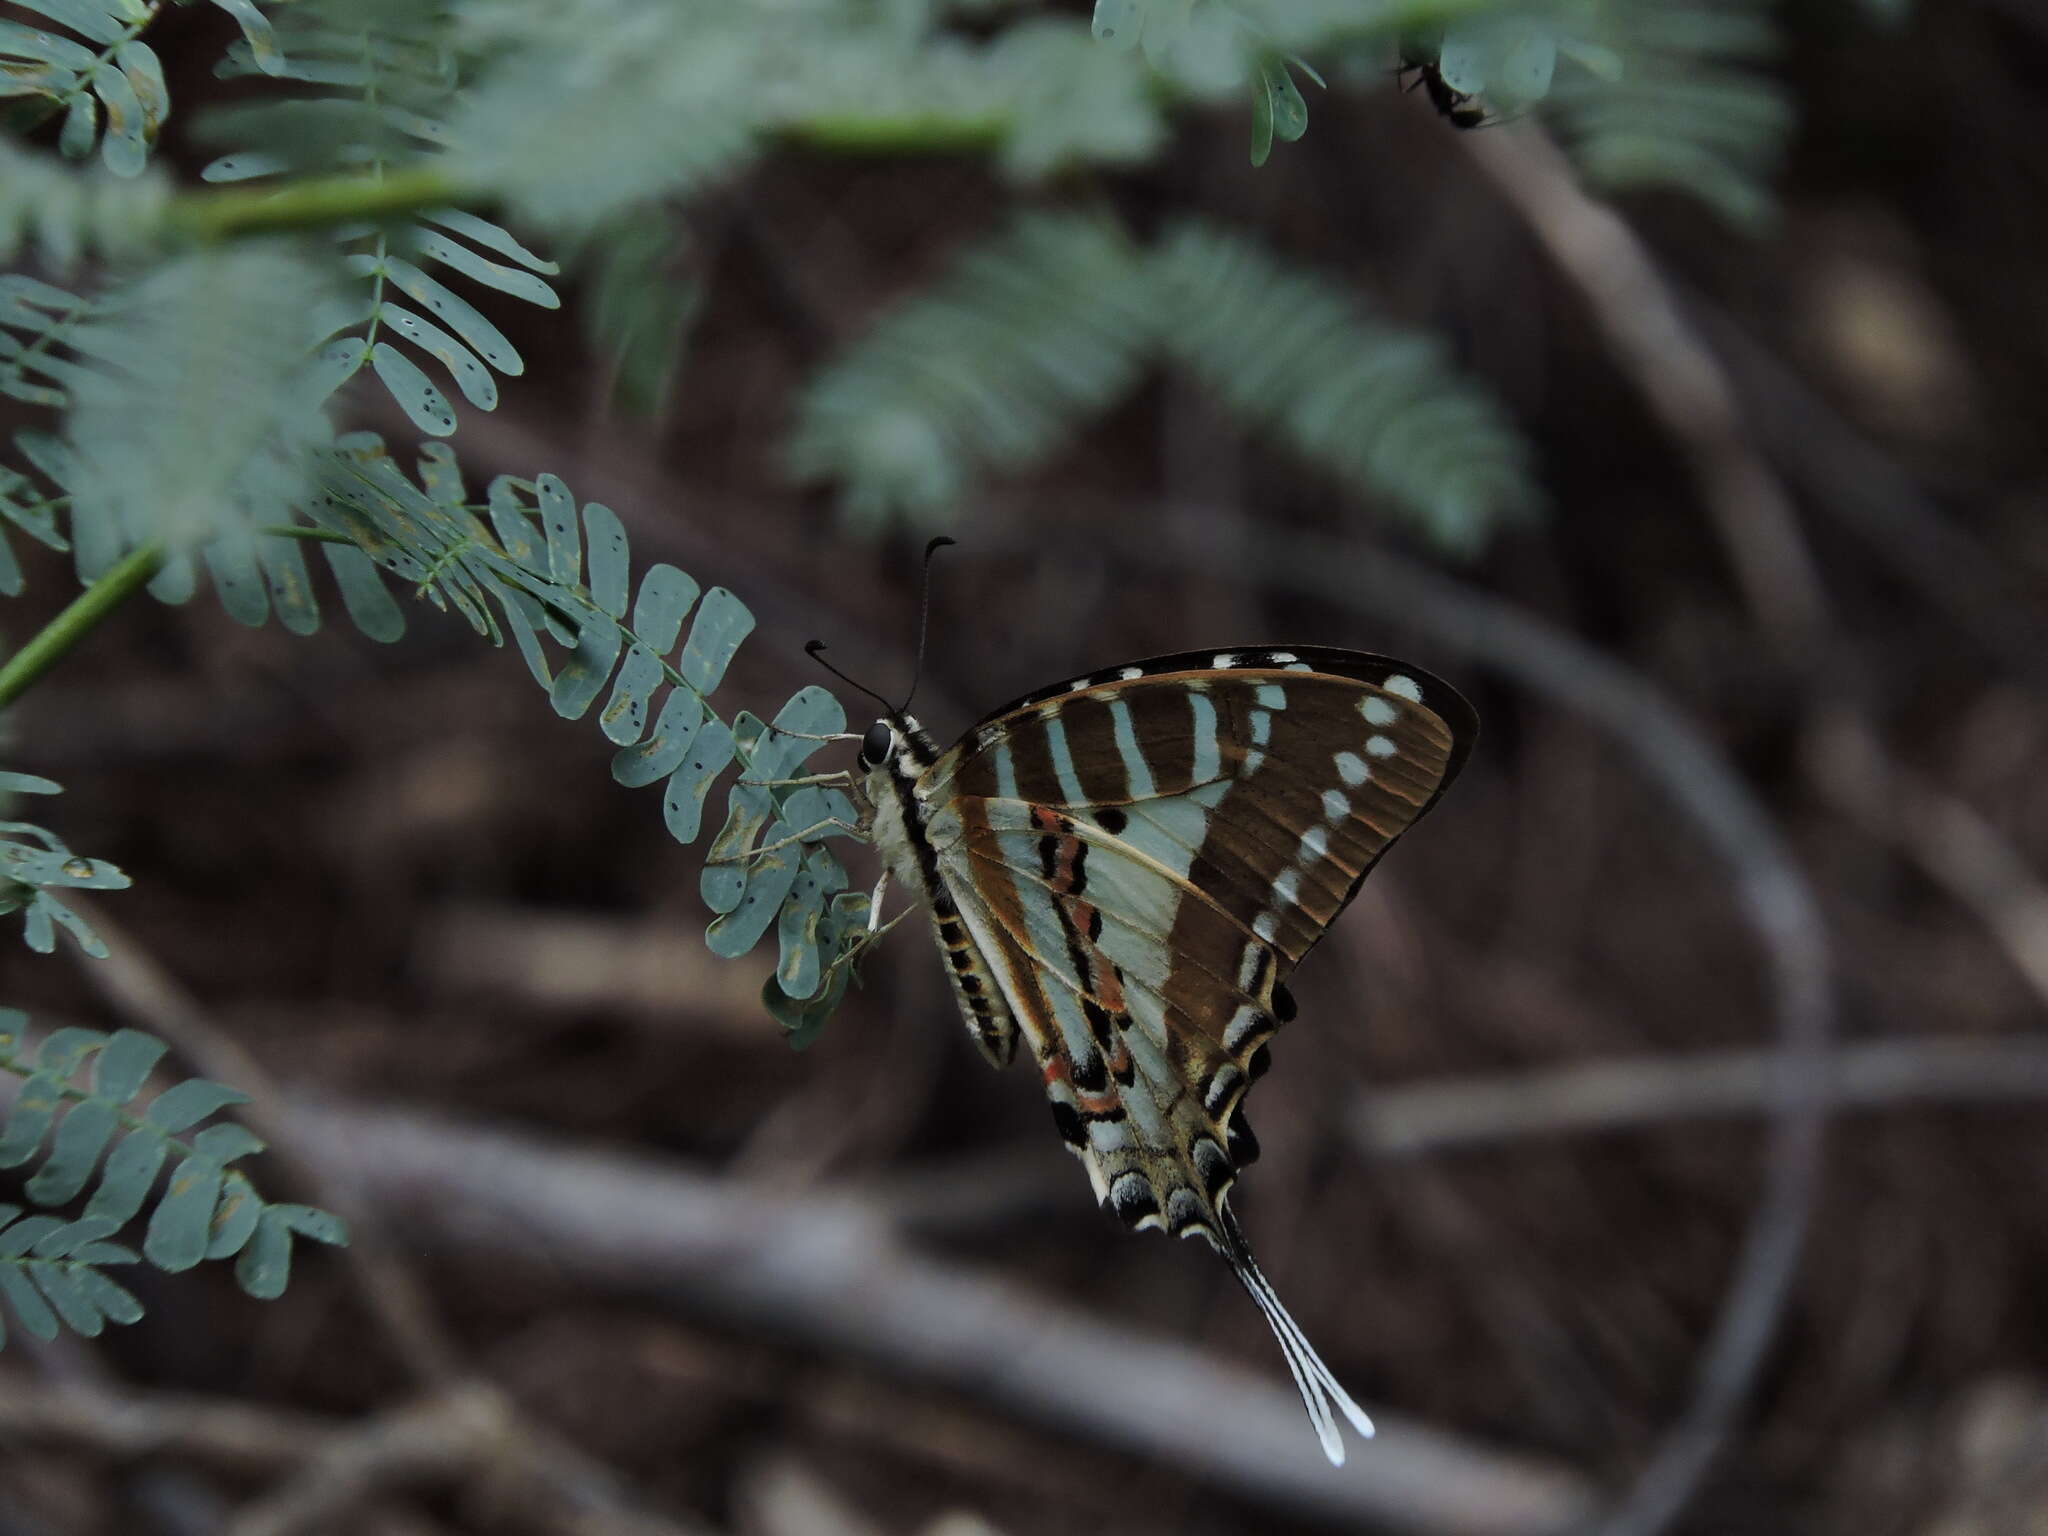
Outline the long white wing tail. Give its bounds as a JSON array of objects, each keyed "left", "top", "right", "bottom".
[{"left": 1219, "top": 1209, "right": 1376, "bottom": 1465}]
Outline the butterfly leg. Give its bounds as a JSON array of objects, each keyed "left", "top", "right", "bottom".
[
  {"left": 730, "top": 817, "right": 866, "bottom": 860},
  {"left": 734, "top": 770, "right": 856, "bottom": 790},
  {"left": 814, "top": 890, "right": 911, "bottom": 987}
]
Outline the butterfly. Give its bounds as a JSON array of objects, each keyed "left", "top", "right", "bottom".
[{"left": 808, "top": 600, "right": 1478, "bottom": 1466}]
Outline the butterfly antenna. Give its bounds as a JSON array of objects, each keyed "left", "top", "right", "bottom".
[
  {"left": 804, "top": 640, "right": 894, "bottom": 713},
  {"left": 898, "top": 535, "right": 955, "bottom": 714}
]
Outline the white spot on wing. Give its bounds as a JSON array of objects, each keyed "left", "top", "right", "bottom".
[
  {"left": 1253, "top": 911, "right": 1279, "bottom": 942},
  {"left": 1236, "top": 944, "right": 1263, "bottom": 990},
  {"left": 1269, "top": 651, "right": 1297, "bottom": 665},
  {"left": 1335, "top": 751, "right": 1370, "bottom": 786},
  {"left": 1361, "top": 696, "right": 1399, "bottom": 726},
  {"left": 1366, "top": 735, "right": 1397, "bottom": 759},
  {"left": 1385, "top": 673, "right": 1423, "bottom": 701},
  {"left": 1299, "top": 825, "right": 1329, "bottom": 860},
  {"left": 1119, "top": 665, "right": 1144, "bottom": 680},
  {"left": 1251, "top": 711, "right": 1273, "bottom": 746},
  {"left": 1212, "top": 652, "right": 1239, "bottom": 669},
  {"left": 1273, "top": 869, "right": 1300, "bottom": 905},
  {"left": 1256, "top": 684, "right": 1287, "bottom": 710},
  {"left": 1190, "top": 691, "right": 1222, "bottom": 782},
  {"left": 1322, "top": 788, "right": 1350, "bottom": 821},
  {"left": 1224, "top": 1004, "right": 1265, "bottom": 1051}
]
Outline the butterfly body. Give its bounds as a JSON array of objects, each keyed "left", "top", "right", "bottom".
[{"left": 853, "top": 646, "right": 1475, "bottom": 1464}]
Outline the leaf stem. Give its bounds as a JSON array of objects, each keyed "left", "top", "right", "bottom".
[
  {"left": 257, "top": 525, "right": 355, "bottom": 544},
  {"left": 787, "top": 113, "right": 1008, "bottom": 154},
  {"left": 171, "top": 166, "right": 461, "bottom": 243},
  {"left": 0, "top": 545, "right": 165, "bottom": 712}
]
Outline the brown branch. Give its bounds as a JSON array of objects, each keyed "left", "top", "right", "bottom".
[
  {"left": 1692, "top": 301, "right": 2048, "bottom": 695},
  {"left": 223, "top": 1386, "right": 511, "bottom": 1536},
  {"left": 1356, "top": 1038, "right": 2048, "bottom": 1157},
  {"left": 1461, "top": 130, "right": 1829, "bottom": 654},
  {"left": 0, "top": 1376, "right": 335, "bottom": 1468},
  {"left": 283, "top": 1096, "right": 1598, "bottom": 1536},
  {"left": 1803, "top": 711, "right": 2048, "bottom": 1010},
  {"left": 0, "top": 1376, "right": 716, "bottom": 1536}
]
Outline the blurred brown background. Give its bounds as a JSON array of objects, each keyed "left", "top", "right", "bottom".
[{"left": 8, "top": 1, "right": 2048, "bottom": 1534}]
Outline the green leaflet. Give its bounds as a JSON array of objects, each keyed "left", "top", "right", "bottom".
[
  {"left": 1249, "top": 53, "right": 1309, "bottom": 168},
  {"left": 603, "top": 564, "right": 701, "bottom": 746},
  {"left": 765, "top": 888, "right": 872, "bottom": 1049},
  {"left": 664, "top": 718, "right": 736, "bottom": 846},
  {"left": 613, "top": 687, "right": 704, "bottom": 786},
  {"left": 677, "top": 587, "right": 755, "bottom": 694},
  {"left": 0, "top": 773, "right": 133, "bottom": 959},
  {"left": 702, "top": 687, "right": 848, "bottom": 921}
]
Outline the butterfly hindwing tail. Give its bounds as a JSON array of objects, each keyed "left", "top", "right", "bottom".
[{"left": 1218, "top": 1206, "right": 1376, "bottom": 1465}]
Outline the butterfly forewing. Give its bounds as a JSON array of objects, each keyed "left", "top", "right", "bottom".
[{"left": 872, "top": 645, "right": 1475, "bottom": 1464}]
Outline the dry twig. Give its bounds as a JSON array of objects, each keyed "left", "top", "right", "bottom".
[
  {"left": 285, "top": 1096, "right": 1598, "bottom": 1536},
  {"left": 1357, "top": 1038, "right": 2048, "bottom": 1157}
]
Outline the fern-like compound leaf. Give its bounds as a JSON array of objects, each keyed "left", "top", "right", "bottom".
[
  {"left": 789, "top": 213, "right": 1538, "bottom": 553},
  {"left": 201, "top": 5, "right": 560, "bottom": 435},
  {"left": 1151, "top": 219, "right": 1538, "bottom": 555},
  {"left": 0, "top": 2, "right": 171, "bottom": 177},
  {"left": 49, "top": 247, "right": 339, "bottom": 567},
  {"left": 0, "top": 1205, "right": 142, "bottom": 1347},
  {"left": 1548, "top": 0, "right": 1789, "bottom": 229},
  {"left": 789, "top": 212, "right": 1155, "bottom": 534},
  {"left": 293, "top": 436, "right": 861, "bottom": 999},
  {"left": 0, "top": 1014, "right": 349, "bottom": 1342}
]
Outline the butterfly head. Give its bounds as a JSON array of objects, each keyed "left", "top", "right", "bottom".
[
  {"left": 858, "top": 718, "right": 899, "bottom": 770},
  {"left": 856, "top": 714, "right": 935, "bottom": 776}
]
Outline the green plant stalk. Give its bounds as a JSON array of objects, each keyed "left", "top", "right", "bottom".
[
  {"left": 258, "top": 524, "right": 355, "bottom": 544},
  {"left": 0, "top": 544, "right": 165, "bottom": 712},
  {"left": 788, "top": 113, "right": 1008, "bottom": 155},
  {"left": 170, "top": 165, "right": 462, "bottom": 242}
]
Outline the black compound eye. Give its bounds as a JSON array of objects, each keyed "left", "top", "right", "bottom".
[{"left": 860, "top": 720, "right": 895, "bottom": 767}]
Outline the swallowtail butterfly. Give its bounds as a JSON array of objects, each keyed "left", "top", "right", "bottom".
[{"left": 813, "top": 591, "right": 1475, "bottom": 1464}]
